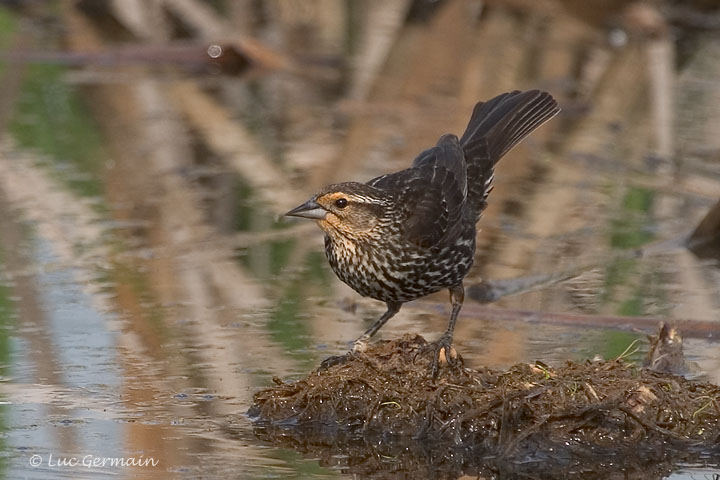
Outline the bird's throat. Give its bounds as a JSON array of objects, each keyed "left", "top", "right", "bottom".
[{"left": 322, "top": 223, "right": 359, "bottom": 255}]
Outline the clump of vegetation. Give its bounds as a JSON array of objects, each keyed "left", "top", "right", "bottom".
[{"left": 249, "top": 334, "right": 720, "bottom": 477}]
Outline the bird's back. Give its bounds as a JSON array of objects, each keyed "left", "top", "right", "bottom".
[{"left": 367, "top": 134, "right": 468, "bottom": 248}]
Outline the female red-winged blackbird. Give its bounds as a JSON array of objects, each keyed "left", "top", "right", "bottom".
[{"left": 286, "top": 90, "right": 560, "bottom": 373}]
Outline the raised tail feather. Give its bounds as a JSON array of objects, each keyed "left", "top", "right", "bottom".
[{"left": 459, "top": 90, "right": 560, "bottom": 219}]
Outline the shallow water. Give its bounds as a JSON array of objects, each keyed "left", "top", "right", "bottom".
[{"left": 0, "top": 1, "right": 719, "bottom": 479}]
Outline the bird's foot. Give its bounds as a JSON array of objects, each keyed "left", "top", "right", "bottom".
[
  {"left": 430, "top": 335, "right": 458, "bottom": 378},
  {"left": 319, "top": 338, "right": 369, "bottom": 370},
  {"left": 351, "top": 337, "right": 369, "bottom": 353},
  {"left": 319, "top": 352, "right": 352, "bottom": 369}
]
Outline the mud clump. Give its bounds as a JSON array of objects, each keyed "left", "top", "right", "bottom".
[{"left": 248, "top": 334, "right": 720, "bottom": 477}]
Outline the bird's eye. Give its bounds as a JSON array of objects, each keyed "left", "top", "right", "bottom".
[{"left": 334, "top": 198, "right": 348, "bottom": 209}]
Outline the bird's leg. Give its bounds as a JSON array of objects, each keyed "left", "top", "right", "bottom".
[
  {"left": 352, "top": 301, "right": 402, "bottom": 352},
  {"left": 319, "top": 301, "right": 401, "bottom": 369},
  {"left": 431, "top": 284, "right": 464, "bottom": 377}
]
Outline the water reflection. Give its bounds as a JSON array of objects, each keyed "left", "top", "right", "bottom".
[{"left": 0, "top": 0, "right": 717, "bottom": 478}]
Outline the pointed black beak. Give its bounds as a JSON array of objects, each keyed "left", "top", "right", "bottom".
[{"left": 285, "top": 198, "right": 327, "bottom": 220}]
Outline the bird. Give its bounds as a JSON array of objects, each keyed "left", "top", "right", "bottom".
[{"left": 286, "top": 90, "right": 560, "bottom": 374}]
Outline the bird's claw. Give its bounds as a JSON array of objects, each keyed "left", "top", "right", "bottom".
[
  {"left": 430, "top": 336, "right": 458, "bottom": 378},
  {"left": 319, "top": 337, "right": 369, "bottom": 370},
  {"left": 319, "top": 352, "right": 352, "bottom": 370}
]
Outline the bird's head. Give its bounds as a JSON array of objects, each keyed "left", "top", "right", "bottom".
[{"left": 285, "top": 182, "right": 392, "bottom": 241}]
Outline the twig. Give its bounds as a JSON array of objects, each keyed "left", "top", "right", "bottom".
[
  {"left": 616, "top": 338, "right": 642, "bottom": 361},
  {"left": 688, "top": 199, "right": 720, "bottom": 258},
  {"left": 619, "top": 406, "right": 692, "bottom": 442},
  {"left": 417, "top": 302, "right": 720, "bottom": 340}
]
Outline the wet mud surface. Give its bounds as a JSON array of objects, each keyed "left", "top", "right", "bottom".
[{"left": 249, "top": 334, "right": 720, "bottom": 478}]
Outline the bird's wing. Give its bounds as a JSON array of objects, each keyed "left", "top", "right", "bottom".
[{"left": 367, "top": 135, "right": 467, "bottom": 247}]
